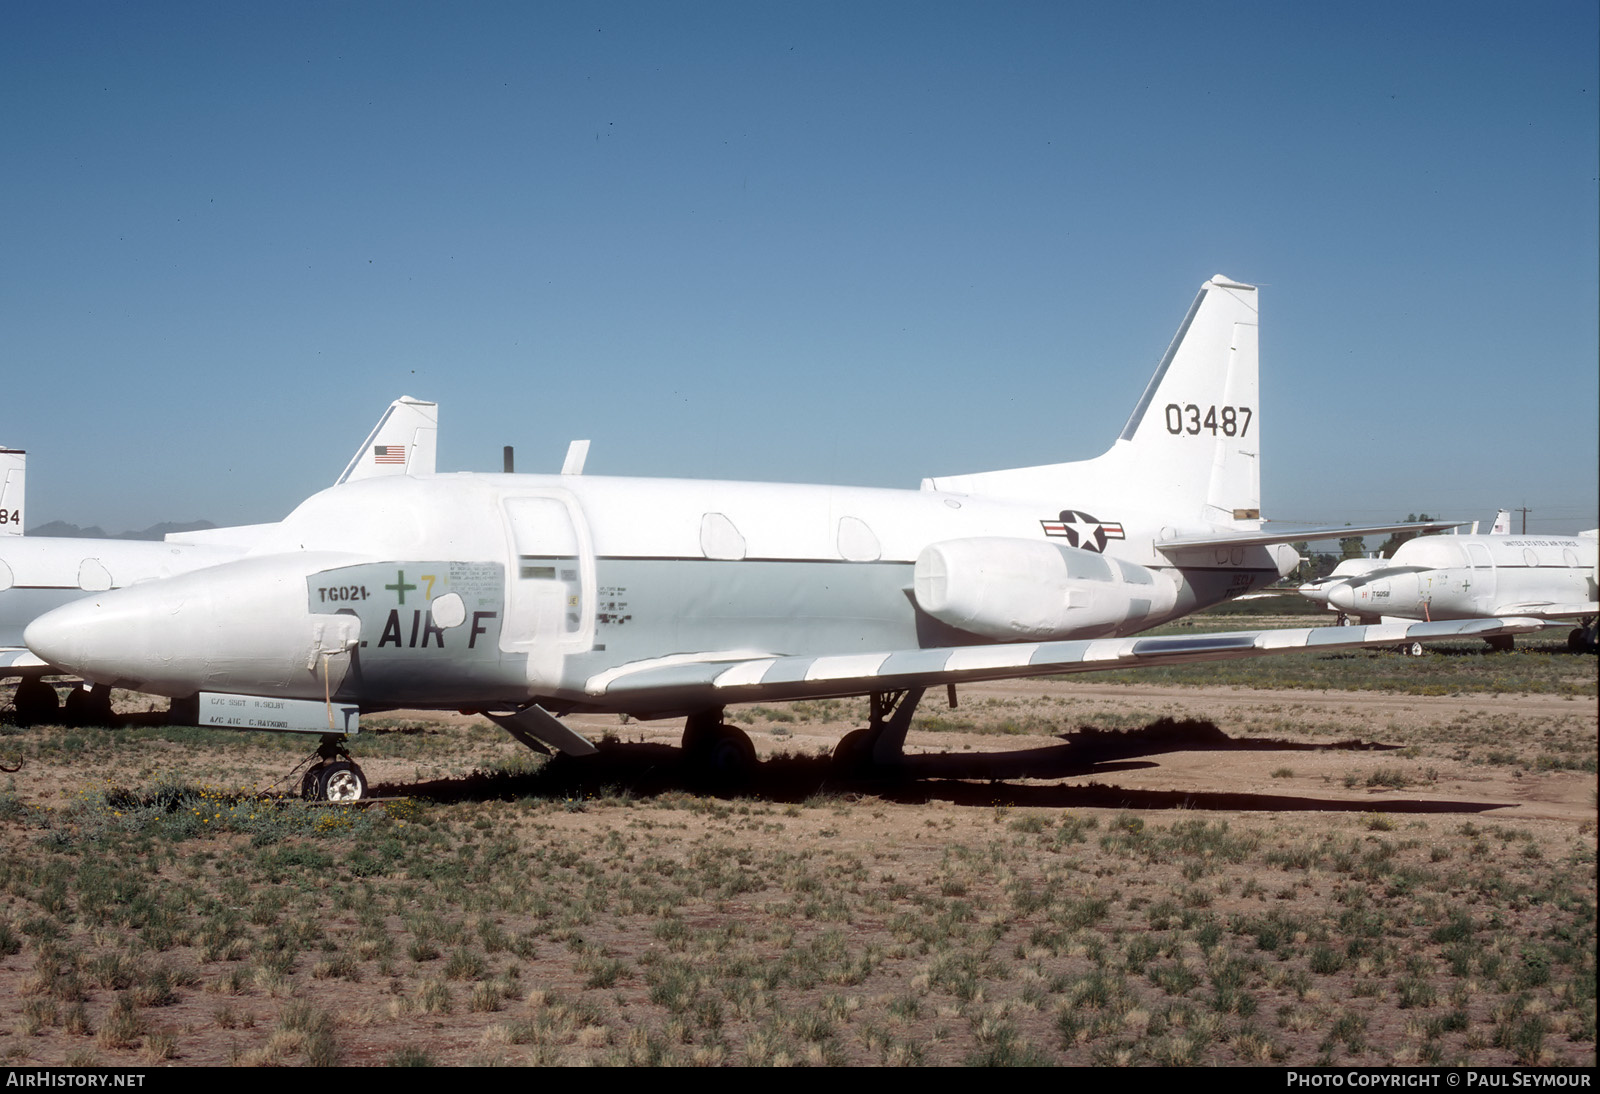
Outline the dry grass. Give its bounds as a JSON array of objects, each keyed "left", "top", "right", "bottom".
[{"left": 0, "top": 668, "right": 1593, "bottom": 1066}]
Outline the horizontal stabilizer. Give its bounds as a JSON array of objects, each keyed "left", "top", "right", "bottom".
[
  {"left": 164, "top": 522, "right": 279, "bottom": 548},
  {"left": 583, "top": 617, "right": 1545, "bottom": 709}
]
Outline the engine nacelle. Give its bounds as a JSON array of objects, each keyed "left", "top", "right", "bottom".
[{"left": 913, "top": 537, "right": 1177, "bottom": 640}]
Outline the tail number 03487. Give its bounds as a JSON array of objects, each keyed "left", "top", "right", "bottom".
[{"left": 1165, "top": 404, "right": 1252, "bottom": 437}]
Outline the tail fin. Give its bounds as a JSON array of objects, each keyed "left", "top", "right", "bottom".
[
  {"left": 0, "top": 448, "right": 23, "bottom": 536},
  {"left": 337, "top": 397, "right": 438, "bottom": 485},
  {"left": 924, "top": 275, "right": 1259, "bottom": 524},
  {"left": 1490, "top": 509, "right": 1512, "bottom": 535}
]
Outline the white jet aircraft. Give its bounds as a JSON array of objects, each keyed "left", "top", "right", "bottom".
[
  {"left": 24, "top": 277, "right": 1539, "bottom": 800},
  {"left": 1298, "top": 522, "right": 1598, "bottom": 652},
  {"left": 2, "top": 397, "right": 438, "bottom": 724}
]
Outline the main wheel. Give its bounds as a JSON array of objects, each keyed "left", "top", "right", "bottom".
[
  {"left": 684, "top": 723, "right": 757, "bottom": 788},
  {"left": 316, "top": 761, "right": 368, "bottom": 802},
  {"left": 1485, "top": 635, "right": 1515, "bottom": 653},
  {"left": 63, "top": 686, "right": 114, "bottom": 728},
  {"left": 831, "top": 728, "right": 876, "bottom": 776},
  {"left": 12, "top": 679, "right": 59, "bottom": 726}
]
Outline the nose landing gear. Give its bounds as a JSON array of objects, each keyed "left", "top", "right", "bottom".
[{"left": 298, "top": 737, "right": 369, "bottom": 802}]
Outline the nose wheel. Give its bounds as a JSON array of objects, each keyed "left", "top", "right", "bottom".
[{"left": 298, "top": 737, "right": 369, "bottom": 802}]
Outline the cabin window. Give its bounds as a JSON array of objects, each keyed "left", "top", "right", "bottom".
[
  {"left": 837, "top": 516, "right": 881, "bottom": 562},
  {"left": 700, "top": 513, "right": 746, "bottom": 561}
]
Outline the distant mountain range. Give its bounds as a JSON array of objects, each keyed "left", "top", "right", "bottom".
[{"left": 25, "top": 520, "right": 218, "bottom": 541}]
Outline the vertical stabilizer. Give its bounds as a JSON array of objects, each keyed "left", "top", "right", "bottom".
[
  {"left": 924, "top": 276, "right": 1260, "bottom": 524},
  {"left": 1490, "top": 509, "right": 1512, "bottom": 535},
  {"left": 337, "top": 397, "right": 438, "bottom": 484},
  {"left": 0, "top": 448, "right": 23, "bottom": 536}
]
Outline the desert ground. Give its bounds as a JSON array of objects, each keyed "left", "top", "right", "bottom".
[{"left": 0, "top": 637, "right": 1594, "bottom": 1066}]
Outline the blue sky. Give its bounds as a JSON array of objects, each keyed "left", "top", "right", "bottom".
[{"left": 5, "top": 2, "right": 1596, "bottom": 536}]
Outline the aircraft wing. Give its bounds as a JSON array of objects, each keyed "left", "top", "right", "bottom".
[
  {"left": 582, "top": 617, "right": 1545, "bottom": 709},
  {"left": 1493, "top": 603, "right": 1598, "bottom": 620},
  {"left": 1156, "top": 520, "right": 1462, "bottom": 552},
  {"left": 0, "top": 648, "right": 47, "bottom": 674},
  {"left": 1302, "top": 565, "right": 1433, "bottom": 586}
]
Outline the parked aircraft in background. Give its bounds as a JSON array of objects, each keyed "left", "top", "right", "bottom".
[
  {"left": 1298, "top": 521, "right": 1598, "bottom": 652},
  {"left": 0, "top": 448, "right": 22, "bottom": 537},
  {"left": 24, "top": 276, "right": 1536, "bottom": 800},
  {"left": 2, "top": 397, "right": 438, "bottom": 724}
]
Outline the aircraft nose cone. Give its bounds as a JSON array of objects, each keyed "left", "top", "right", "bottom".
[
  {"left": 1325, "top": 583, "right": 1358, "bottom": 612},
  {"left": 24, "top": 551, "right": 363, "bottom": 698},
  {"left": 25, "top": 585, "right": 192, "bottom": 690},
  {"left": 23, "top": 607, "right": 75, "bottom": 674},
  {"left": 1298, "top": 581, "right": 1329, "bottom": 604}
]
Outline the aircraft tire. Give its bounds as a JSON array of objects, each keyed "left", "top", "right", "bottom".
[
  {"left": 316, "top": 761, "right": 367, "bottom": 802},
  {"left": 684, "top": 723, "right": 756, "bottom": 788},
  {"left": 1405, "top": 642, "right": 1424, "bottom": 657},
  {"left": 63, "top": 686, "right": 114, "bottom": 728},
  {"left": 1485, "top": 635, "right": 1515, "bottom": 654},
  {"left": 831, "top": 728, "right": 875, "bottom": 776},
  {"left": 12, "top": 679, "right": 59, "bottom": 726}
]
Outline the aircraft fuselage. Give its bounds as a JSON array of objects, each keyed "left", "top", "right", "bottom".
[
  {"left": 1320, "top": 535, "right": 1597, "bottom": 623},
  {"left": 23, "top": 472, "right": 1294, "bottom": 715}
]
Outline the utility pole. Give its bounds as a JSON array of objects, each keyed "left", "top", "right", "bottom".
[{"left": 1515, "top": 506, "right": 1532, "bottom": 534}]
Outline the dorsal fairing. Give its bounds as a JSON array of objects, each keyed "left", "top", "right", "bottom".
[{"left": 252, "top": 475, "right": 505, "bottom": 562}]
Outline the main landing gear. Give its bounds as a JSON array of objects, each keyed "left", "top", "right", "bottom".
[
  {"left": 681, "top": 708, "right": 758, "bottom": 788},
  {"left": 63, "top": 685, "right": 114, "bottom": 727},
  {"left": 10, "top": 678, "right": 59, "bottom": 726},
  {"left": 831, "top": 687, "right": 926, "bottom": 777},
  {"left": 299, "top": 736, "right": 369, "bottom": 802},
  {"left": 677, "top": 686, "right": 932, "bottom": 787}
]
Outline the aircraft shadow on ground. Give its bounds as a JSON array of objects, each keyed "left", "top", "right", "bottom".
[{"left": 391, "top": 717, "right": 1505, "bottom": 815}]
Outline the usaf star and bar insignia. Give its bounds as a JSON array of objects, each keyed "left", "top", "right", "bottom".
[{"left": 1041, "top": 509, "right": 1125, "bottom": 553}]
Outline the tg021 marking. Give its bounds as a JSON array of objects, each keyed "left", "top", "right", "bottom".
[
  {"left": 316, "top": 584, "right": 371, "bottom": 603},
  {"left": 1165, "top": 403, "right": 1252, "bottom": 437}
]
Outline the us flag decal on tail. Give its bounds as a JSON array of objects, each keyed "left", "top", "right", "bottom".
[{"left": 373, "top": 445, "right": 406, "bottom": 465}]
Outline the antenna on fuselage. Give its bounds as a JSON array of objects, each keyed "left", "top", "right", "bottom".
[
  {"left": 503, "top": 446, "right": 514, "bottom": 473},
  {"left": 561, "top": 440, "right": 590, "bottom": 476}
]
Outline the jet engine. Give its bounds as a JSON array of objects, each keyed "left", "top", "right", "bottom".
[{"left": 912, "top": 537, "right": 1177, "bottom": 640}]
